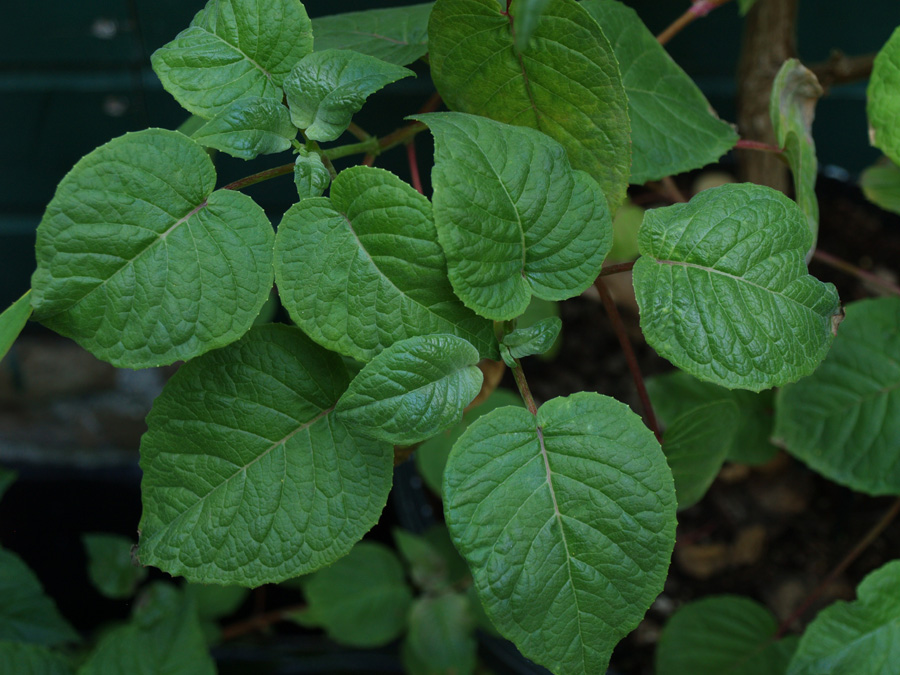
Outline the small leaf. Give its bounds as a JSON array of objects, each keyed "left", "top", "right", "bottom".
[
  {"left": 775, "top": 297, "right": 900, "bottom": 495},
  {"left": 417, "top": 112, "right": 612, "bottom": 320},
  {"left": 860, "top": 158, "right": 900, "bottom": 215},
  {"left": 500, "top": 317, "right": 562, "bottom": 367},
  {"left": 402, "top": 594, "right": 477, "bottom": 675},
  {"left": 31, "top": 129, "right": 274, "bottom": 369},
  {"left": 657, "top": 595, "right": 798, "bottom": 675},
  {"left": 444, "top": 392, "right": 676, "bottom": 675},
  {"left": 284, "top": 50, "right": 413, "bottom": 142},
  {"left": 0, "top": 642, "right": 72, "bottom": 675},
  {"left": 312, "top": 3, "right": 432, "bottom": 66},
  {"left": 428, "top": 0, "right": 631, "bottom": 210},
  {"left": 190, "top": 97, "right": 296, "bottom": 160},
  {"left": 293, "top": 542, "right": 412, "bottom": 648},
  {"left": 293, "top": 148, "right": 331, "bottom": 199},
  {"left": 582, "top": 0, "right": 738, "bottom": 185},
  {"left": 336, "top": 334, "right": 483, "bottom": 446},
  {"left": 151, "top": 0, "right": 313, "bottom": 118},
  {"left": 393, "top": 528, "right": 451, "bottom": 593},
  {"left": 787, "top": 560, "right": 900, "bottom": 674},
  {"left": 137, "top": 324, "right": 393, "bottom": 586},
  {"left": 512, "top": 0, "right": 551, "bottom": 52},
  {"left": 867, "top": 26, "right": 900, "bottom": 165},
  {"left": 83, "top": 534, "right": 147, "bottom": 600},
  {"left": 0, "top": 291, "right": 31, "bottom": 363},
  {"left": 633, "top": 183, "right": 840, "bottom": 391}
]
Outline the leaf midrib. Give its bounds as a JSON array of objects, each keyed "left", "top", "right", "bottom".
[{"left": 203, "top": 28, "right": 274, "bottom": 81}]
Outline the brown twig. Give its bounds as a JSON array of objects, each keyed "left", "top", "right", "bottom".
[
  {"left": 598, "top": 261, "right": 636, "bottom": 278},
  {"left": 810, "top": 51, "right": 877, "bottom": 89},
  {"left": 812, "top": 249, "right": 900, "bottom": 297},
  {"left": 657, "top": 0, "right": 732, "bottom": 46},
  {"left": 407, "top": 139, "right": 424, "bottom": 194},
  {"left": 221, "top": 163, "right": 294, "bottom": 191},
  {"left": 735, "top": 139, "right": 784, "bottom": 153},
  {"left": 220, "top": 603, "right": 306, "bottom": 641},
  {"left": 511, "top": 358, "right": 539, "bottom": 417}
]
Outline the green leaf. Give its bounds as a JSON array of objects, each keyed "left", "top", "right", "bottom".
[
  {"left": 190, "top": 97, "right": 296, "bottom": 160},
  {"left": 151, "top": 0, "right": 313, "bottom": 118},
  {"left": 774, "top": 297, "right": 900, "bottom": 495},
  {"left": 275, "top": 165, "right": 496, "bottom": 361},
  {"left": 293, "top": 148, "right": 331, "bottom": 199},
  {"left": 185, "top": 585, "right": 248, "bottom": 621},
  {"left": 0, "top": 547, "right": 79, "bottom": 646},
  {"left": 0, "top": 466, "right": 16, "bottom": 502},
  {"left": 739, "top": 0, "right": 759, "bottom": 16},
  {"left": 83, "top": 534, "right": 146, "bottom": 600},
  {"left": 657, "top": 595, "right": 797, "bottom": 675},
  {"left": 608, "top": 201, "right": 644, "bottom": 262},
  {"left": 428, "top": 0, "right": 631, "bottom": 210},
  {"left": 788, "top": 560, "right": 900, "bottom": 674},
  {"left": 860, "top": 158, "right": 900, "bottom": 215},
  {"left": 633, "top": 183, "right": 840, "bottom": 392},
  {"left": 444, "top": 392, "right": 676, "bottom": 674},
  {"left": 770, "top": 59, "right": 823, "bottom": 245},
  {"left": 512, "top": 0, "right": 551, "bottom": 52},
  {"left": 582, "top": 0, "right": 737, "bottom": 185},
  {"left": 647, "top": 370, "right": 778, "bottom": 465},
  {"left": 284, "top": 50, "right": 413, "bottom": 142},
  {"left": 137, "top": 324, "right": 393, "bottom": 586},
  {"left": 500, "top": 317, "right": 562, "bottom": 367},
  {"left": 867, "top": 26, "right": 900, "bottom": 166},
  {"left": 31, "top": 129, "right": 274, "bottom": 369},
  {"left": 392, "top": 528, "right": 451, "bottom": 593},
  {"left": 402, "top": 594, "right": 477, "bottom": 675},
  {"left": 416, "top": 112, "right": 612, "bottom": 320},
  {"left": 0, "top": 291, "right": 31, "bottom": 364},
  {"left": 293, "top": 542, "right": 412, "bottom": 648},
  {"left": 662, "top": 400, "right": 738, "bottom": 509},
  {"left": 78, "top": 584, "right": 215, "bottom": 675},
  {"left": 336, "top": 334, "right": 483, "bottom": 446},
  {"left": 312, "top": 3, "right": 432, "bottom": 66},
  {"left": 0, "top": 642, "right": 73, "bottom": 675}
]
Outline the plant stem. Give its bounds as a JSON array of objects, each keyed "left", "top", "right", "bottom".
[
  {"left": 657, "top": 0, "right": 732, "bottom": 46},
  {"left": 511, "top": 358, "right": 539, "bottom": 417},
  {"left": 594, "top": 278, "right": 662, "bottom": 443},
  {"left": 220, "top": 602, "right": 306, "bottom": 641},
  {"left": 322, "top": 137, "right": 380, "bottom": 161},
  {"left": 221, "top": 163, "right": 295, "bottom": 191},
  {"left": 346, "top": 121, "right": 372, "bottom": 142},
  {"left": 407, "top": 138, "right": 424, "bottom": 194},
  {"left": 598, "top": 261, "right": 636, "bottom": 278},
  {"left": 735, "top": 139, "right": 784, "bottom": 153},
  {"left": 661, "top": 176, "right": 688, "bottom": 203},
  {"left": 813, "top": 249, "right": 900, "bottom": 297}
]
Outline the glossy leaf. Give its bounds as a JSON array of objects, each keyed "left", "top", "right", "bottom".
[
  {"left": 151, "top": 0, "right": 313, "bottom": 118},
  {"left": 336, "top": 334, "right": 483, "bottom": 446},
  {"left": 138, "top": 324, "right": 393, "bottom": 586},
  {"left": 31, "top": 129, "right": 274, "bottom": 369},
  {"left": 275, "top": 165, "right": 496, "bottom": 361},
  {"left": 417, "top": 112, "right": 612, "bottom": 320},
  {"left": 512, "top": 0, "right": 551, "bottom": 52},
  {"left": 284, "top": 50, "right": 413, "bottom": 142},
  {"left": 0, "top": 642, "right": 72, "bottom": 675},
  {"left": 428, "top": 0, "right": 631, "bottom": 209},
  {"left": 500, "top": 317, "right": 562, "bottom": 367},
  {"left": 402, "top": 594, "right": 477, "bottom": 675},
  {"left": 775, "top": 297, "right": 900, "bottom": 495},
  {"left": 633, "top": 183, "right": 840, "bottom": 391},
  {"left": 860, "top": 158, "right": 900, "bottom": 215},
  {"left": 868, "top": 27, "right": 900, "bottom": 165},
  {"left": 83, "top": 534, "right": 147, "bottom": 600},
  {"left": 444, "top": 392, "right": 676, "bottom": 674},
  {"left": 293, "top": 148, "right": 331, "bottom": 199},
  {"left": 312, "top": 3, "right": 432, "bottom": 66},
  {"left": 657, "top": 595, "right": 798, "bottom": 675},
  {"left": 190, "top": 97, "right": 296, "bottom": 160},
  {"left": 582, "top": 0, "right": 737, "bottom": 185},
  {"left": 0, "top": 290, "right": 30, "bottom": 363},
  {"left": 294, "top": 542, "right": 412, "bottom": 648}
]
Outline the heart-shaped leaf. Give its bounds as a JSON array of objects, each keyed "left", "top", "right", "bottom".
[
  {"left": 191, "top": 97, "right": 296, "bottom": 160},
  {"left": 312, "top": 4, "right": 432, "bottom": 66}
]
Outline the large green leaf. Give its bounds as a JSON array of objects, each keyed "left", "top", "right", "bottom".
[
  {"left": 151, "top": 0, "right": 313, "bottom": 118},
  {"left": 633, "top": 183, "right": 840, "bottom": 391},
  {"left": 190, "top": 97, "right": 296, "bottom": 160},
  {"left": 137, "top": 324, "right": 393, "bottom": 586},
  {"left": 0, "top": 642, "right": 72, "bottom": 675},
  {"left": 775, "top": 297, "right": 900, "bottom": 495},
  {"left": 770, "top": 59, "right": 823, "bottom": 246},
  {"left": 868, "top": 27, "right": 900, "bottom": 166},
  {"left": 860, "top": 158, "right": 900, "bottom": 215},
  {"left": 31, "top": 129, "right": 274, "bottom": 369},
  {"left": 582, "top": 0, "right": 737, "bottom": 185},
  {"left": 292, "top": 542, "right": 412, "bottom": 648},
  {"left": 444, "top": 392, "right": 676, "bottom": 674},
  {"left": 402, "top": 594, "right": 477, "bottom": 675},
  {"left": 336, "top": 334, "right": 483, "bottom": 446},
  {"left": 417, "top": 112, "right": 612, "bottom": 320},
  {"left": 83, "top": 534, "right": 147, "bottom": 600},
  {"left": 284, "top": 50, "right": 413, "bottom": 142},
  {"left": 312, "top": 3, "right": 433, "bottom": 66},
  {"left": 657, "top": 595, "right": 797, "bottom": 675},
  {"left": 275, "top": 165, "right": 496, "bottom": 361},
  {"left": 0, "top": 547, "right": 79, "bottom": 646},
  {"left": 0, "top": 290, "right": 31, "bottom": 363},
  {"left": 788, "top": 560, "right": 900, "bottom": 675},
  {"left": 511, "top": 0, "right": 551, "bottom": 52},
  {"left": 428, "top": 0, "right": 631, "bottom": 210}
]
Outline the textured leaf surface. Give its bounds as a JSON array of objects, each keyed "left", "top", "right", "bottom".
[
  {"left": 500, "top": 317, "right": 562, "bottom": 366},
  {"left": 0, "top": 547, "right": 78, "bottom": 646},
  {"left": 582, "top": 0, "right": 737, "bottom": 184},
  {"left": 657, "top": 595, "right": 797, "bottom": 675},
  {"left": 788, "top": 560, "right": 900, "bottom": 675},
  {"left": 633, "top": 183, "right": 840, "bottom": 391},
  {"left": 0, "top": 642, "right": 72, "bottom": 675},
  {"left": 31, "top": 129, "right": 274, "bottom": 369},
  {"left": 0, "top": 290, "right": 30, "bottom": 363},
  {"left": 151, "top": 0, "right": 313, "bottom": 117},
  {"left": 275, "top": 165, "right": 496, "bottom": 361},
  {"left": 775, "top": 297, "right": 900, "bottom": 495},
  {"left": 770, "top": 59, "right": 822, "bottom": 244},
  {"left": 428, "top": 0, "right": 631, "bottom": 209},
  {"left": 402, "top": 594, "right": 477, "bottom": 675},
  {"left": 138, "top": 324, "right": 393, "bottom": 585},
  {"left": 83, "top": 534, "right": 146, "bottom": 600},
  {"left": 860, "top": 159, "right": 900, "bottom": 215},
  {"left": 312, "top": 3, "right": 432, "bottom": 66},
  {"left": 294, "top": 542, "right": 412, "bottom": 648},
  {"left": 191, "top": 97, "right": 296, "bottom": 160},
  {"left": 512, "top": 0, "right": 551, "bottom": 52},
  {"left": 336, "top": 334, "right": 483, "bottom": 445},
  {"left": 868, "top": 27, "right": 900, "bottom": 165},
  {"left": 444, "top": 392, "right": 676, "bottom": 674},
  {"left": 418, "top": 112, "right": 612, "bottom": 319},
  {"left": 293, "top": 148, "right": 331, "bottom": 199}
]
